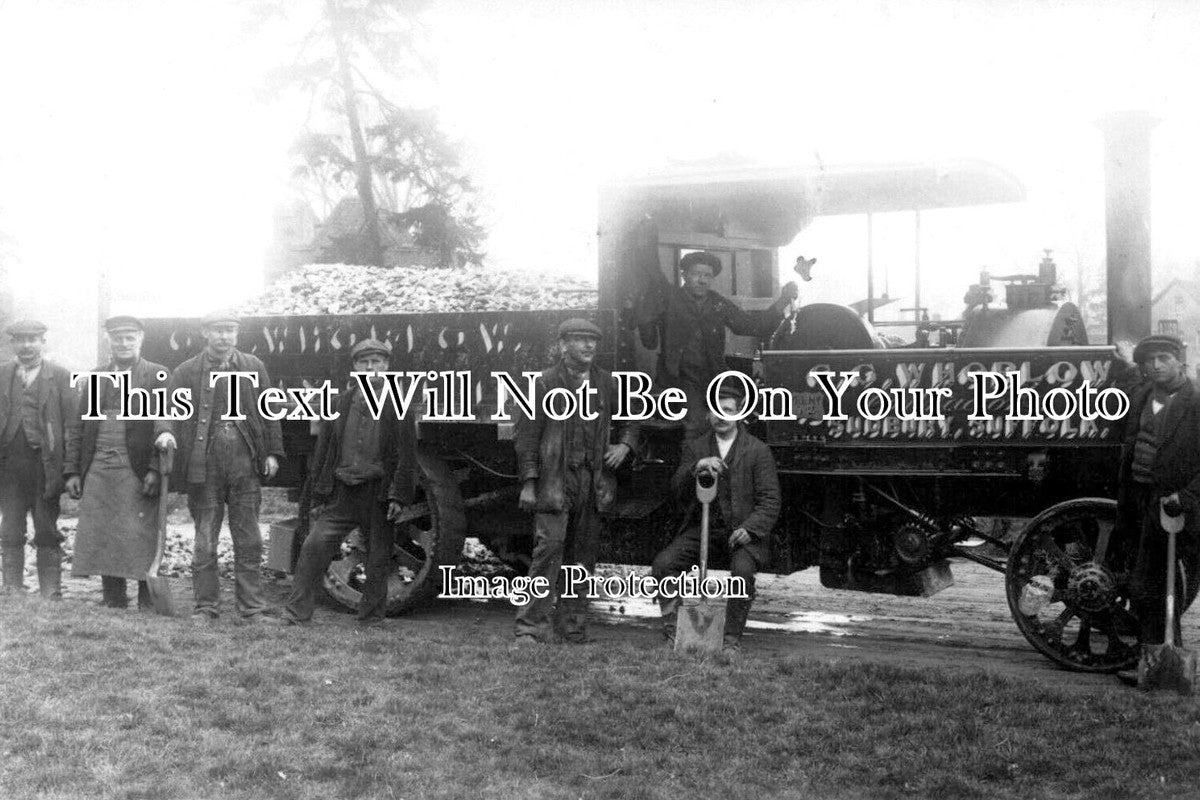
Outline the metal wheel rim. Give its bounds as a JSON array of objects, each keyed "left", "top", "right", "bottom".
[
  {"left": 322, "top": 452, "right": 466, "bottom": 615},
  {"left": 1005, "top": 499, "right": 1139, "bottom": 673},
  {"left": 323, "top": 502, "right": 440, "bottom": 611}
]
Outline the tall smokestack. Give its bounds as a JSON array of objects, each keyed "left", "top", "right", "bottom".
[{"left": 1098, "top": 110, "right": 1157, "bottom": 345}]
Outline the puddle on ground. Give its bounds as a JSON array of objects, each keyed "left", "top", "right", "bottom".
[
  {"left": 749, "top": 611, "right": 872, "bottom": 636},
  {"left": 590, "top": 595, "right": 870, "bottom": 637}
]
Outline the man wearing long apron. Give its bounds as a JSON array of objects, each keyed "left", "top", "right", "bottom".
[{"left": 66, "top": 316, "right": 168, "bottom": 609}]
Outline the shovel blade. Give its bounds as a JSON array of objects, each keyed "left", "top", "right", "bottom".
[
  {"left": 674, "top": 598, "right": 726, "bottom": 656},
  {"left": 1138, "top": 644, "right": 1198, "bottom": 694},
  {"left": 143, "top": 575, "right": 176, "bottom": 618}
]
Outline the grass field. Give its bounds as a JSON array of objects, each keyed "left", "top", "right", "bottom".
[{"left": 2, "top": 593, "right": 1200, "bottom": 800}]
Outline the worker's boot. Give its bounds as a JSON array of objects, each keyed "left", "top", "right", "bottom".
[
  {"left": 36, "top": 546, "right": 63, "bottom": 601},
  {"left": 659, "top": 597, "right": 680, "bottom": 647},
  {"left": 101, "top": 576, "right": 129, "bottom": 608},
  {"left": 1, "top": 545, "right": 26, "bottom": 595},
  {"left": 723, "top": 598, "right": 753, "bottom": 653}
]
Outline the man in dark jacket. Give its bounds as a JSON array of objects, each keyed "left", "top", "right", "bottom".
[
  {"left": 651, "top": 388, "right": 781, "bottom": 651},
  {"left": 281, "top": 339, "right": 417, "bottom": 626},
  {"left": 636, "top": 251, "right": 798, "bottom": 439},
  {"left": 0, "top": 319, "right": 76, "bottom": 599},
  {"left": 66, "top": 315, "right": 168, "bottom": 609},
  {"left": 1117, "top": 333, "right": 1200, "bottom": 656},
  {"left": 156, "top": 311, "right": 285, "bottom": 623},
  {"left": 512, "top": 318, "right": 638, "bottom": 644}
]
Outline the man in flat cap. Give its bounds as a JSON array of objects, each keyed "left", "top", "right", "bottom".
[
  {"left": 1116, "top": 333, "right": 1200, "bottom": 677},
  {"left": 651, "top": 383, "right": 780, "bottom": 653},
  {"left": 636, "top": 251, "right": 798, "bottom": 440},
  {"left": 156, "top": 311, "right": 285, "bottom": 624},
  {"left": 0, "top": 319, "right": 76, "bottom": 598},
  {"left": 512, "top": 317, "right": 639, "bottom": 644},
  {"left": 281, "top": 339, "right": 417, "bottom": 626},
  {"left": 65, "top": 316, "right": 169, "bottom": 609}
]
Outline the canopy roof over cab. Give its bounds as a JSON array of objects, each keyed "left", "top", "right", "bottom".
[{"left": 603, "top": 158, "right": 1025, "bottom": 246}]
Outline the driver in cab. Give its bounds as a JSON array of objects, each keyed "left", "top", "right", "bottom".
[{"left": 636, "top": 251, "right": 798, "bottom": 440}]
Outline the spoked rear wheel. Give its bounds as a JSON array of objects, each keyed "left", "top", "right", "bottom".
[
  {"left": 323, "top": 452, "right": 466, "bottom": 616},
  {"left": 1005, "top": 498, "right": 1139, "bottom": 673}
]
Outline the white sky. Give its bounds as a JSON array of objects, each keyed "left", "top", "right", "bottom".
[{"left": 1, "top": 0, "right": 1198, "bottom": 362}]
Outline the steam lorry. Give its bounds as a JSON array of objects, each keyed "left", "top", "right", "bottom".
[{"left": 142, "top": 113, "right": 1168, "bottom": 672}]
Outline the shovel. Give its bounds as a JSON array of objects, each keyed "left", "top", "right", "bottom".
[
  {"left": 142, "top": 444, "right": 177, "bottom": 617},
  {"left": 1138, "top": 498, "right": 1197, "bottom": 693},
  {"left": 675, "top": 470, "right": 726, "bottom": 655}
]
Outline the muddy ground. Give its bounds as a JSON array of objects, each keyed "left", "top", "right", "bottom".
[{"left": 45, "top": 509, "right": 1199, "bottom": 696}]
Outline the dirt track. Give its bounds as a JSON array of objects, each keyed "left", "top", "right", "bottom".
[
  {"left": 351, "top": 557, "right": 1196, "bottom": 693},
  {"left": 54, "top": 519, "right": 1200, "bottom": 694},
  {"left": 586, "top": 561, "right": 1200, "bottom": 693},
  {"left": 740, "top": 563, "right": 1137, "bottom": 690}
]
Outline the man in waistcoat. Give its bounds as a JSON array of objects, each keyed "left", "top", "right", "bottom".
[
  {"left": 512, "top": 318, "right": 638, "bottom": 644},
  {"left": 66, "top": 316, "right": 169, "bottom": 609},
  {"left": 1117, "top": 334, "right": 1200, "bottom": 669},
  {"left": 156, "top": 311, "right": 285, "bottom": 624},
  {"left": 0, "top": 319, "right": 76, "bottom": 599},
  {"left": 281, "top": 339, "right": 417, "bottom": 626}
]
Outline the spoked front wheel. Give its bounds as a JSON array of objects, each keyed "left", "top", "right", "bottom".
[{"left": 1005, "top": 498, "right": 1139, "bottom": 673}]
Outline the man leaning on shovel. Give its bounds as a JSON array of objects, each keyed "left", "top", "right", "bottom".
[
  {"left": 651, "top": 384, "right": 781, "bottom": 653},
  {"left": 65, "top": 315, "right": 169, "bottom": 610},
  {"left": 1116, "top": 334, "right": 1200, "bottom": 686}
]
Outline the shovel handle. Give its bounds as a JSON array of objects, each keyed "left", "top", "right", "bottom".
[
  {"left": 149, "top": 444, "right": 176, "bottom": 576},
  {"left": 1166, "top": 524, "right": 1178, "bottom": 646},
  {"left": 696, "top": 471, "right": 717, "bottom": 584},
  {"left": 160, "top": 443, "right": 175, "bottom": 476}
]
